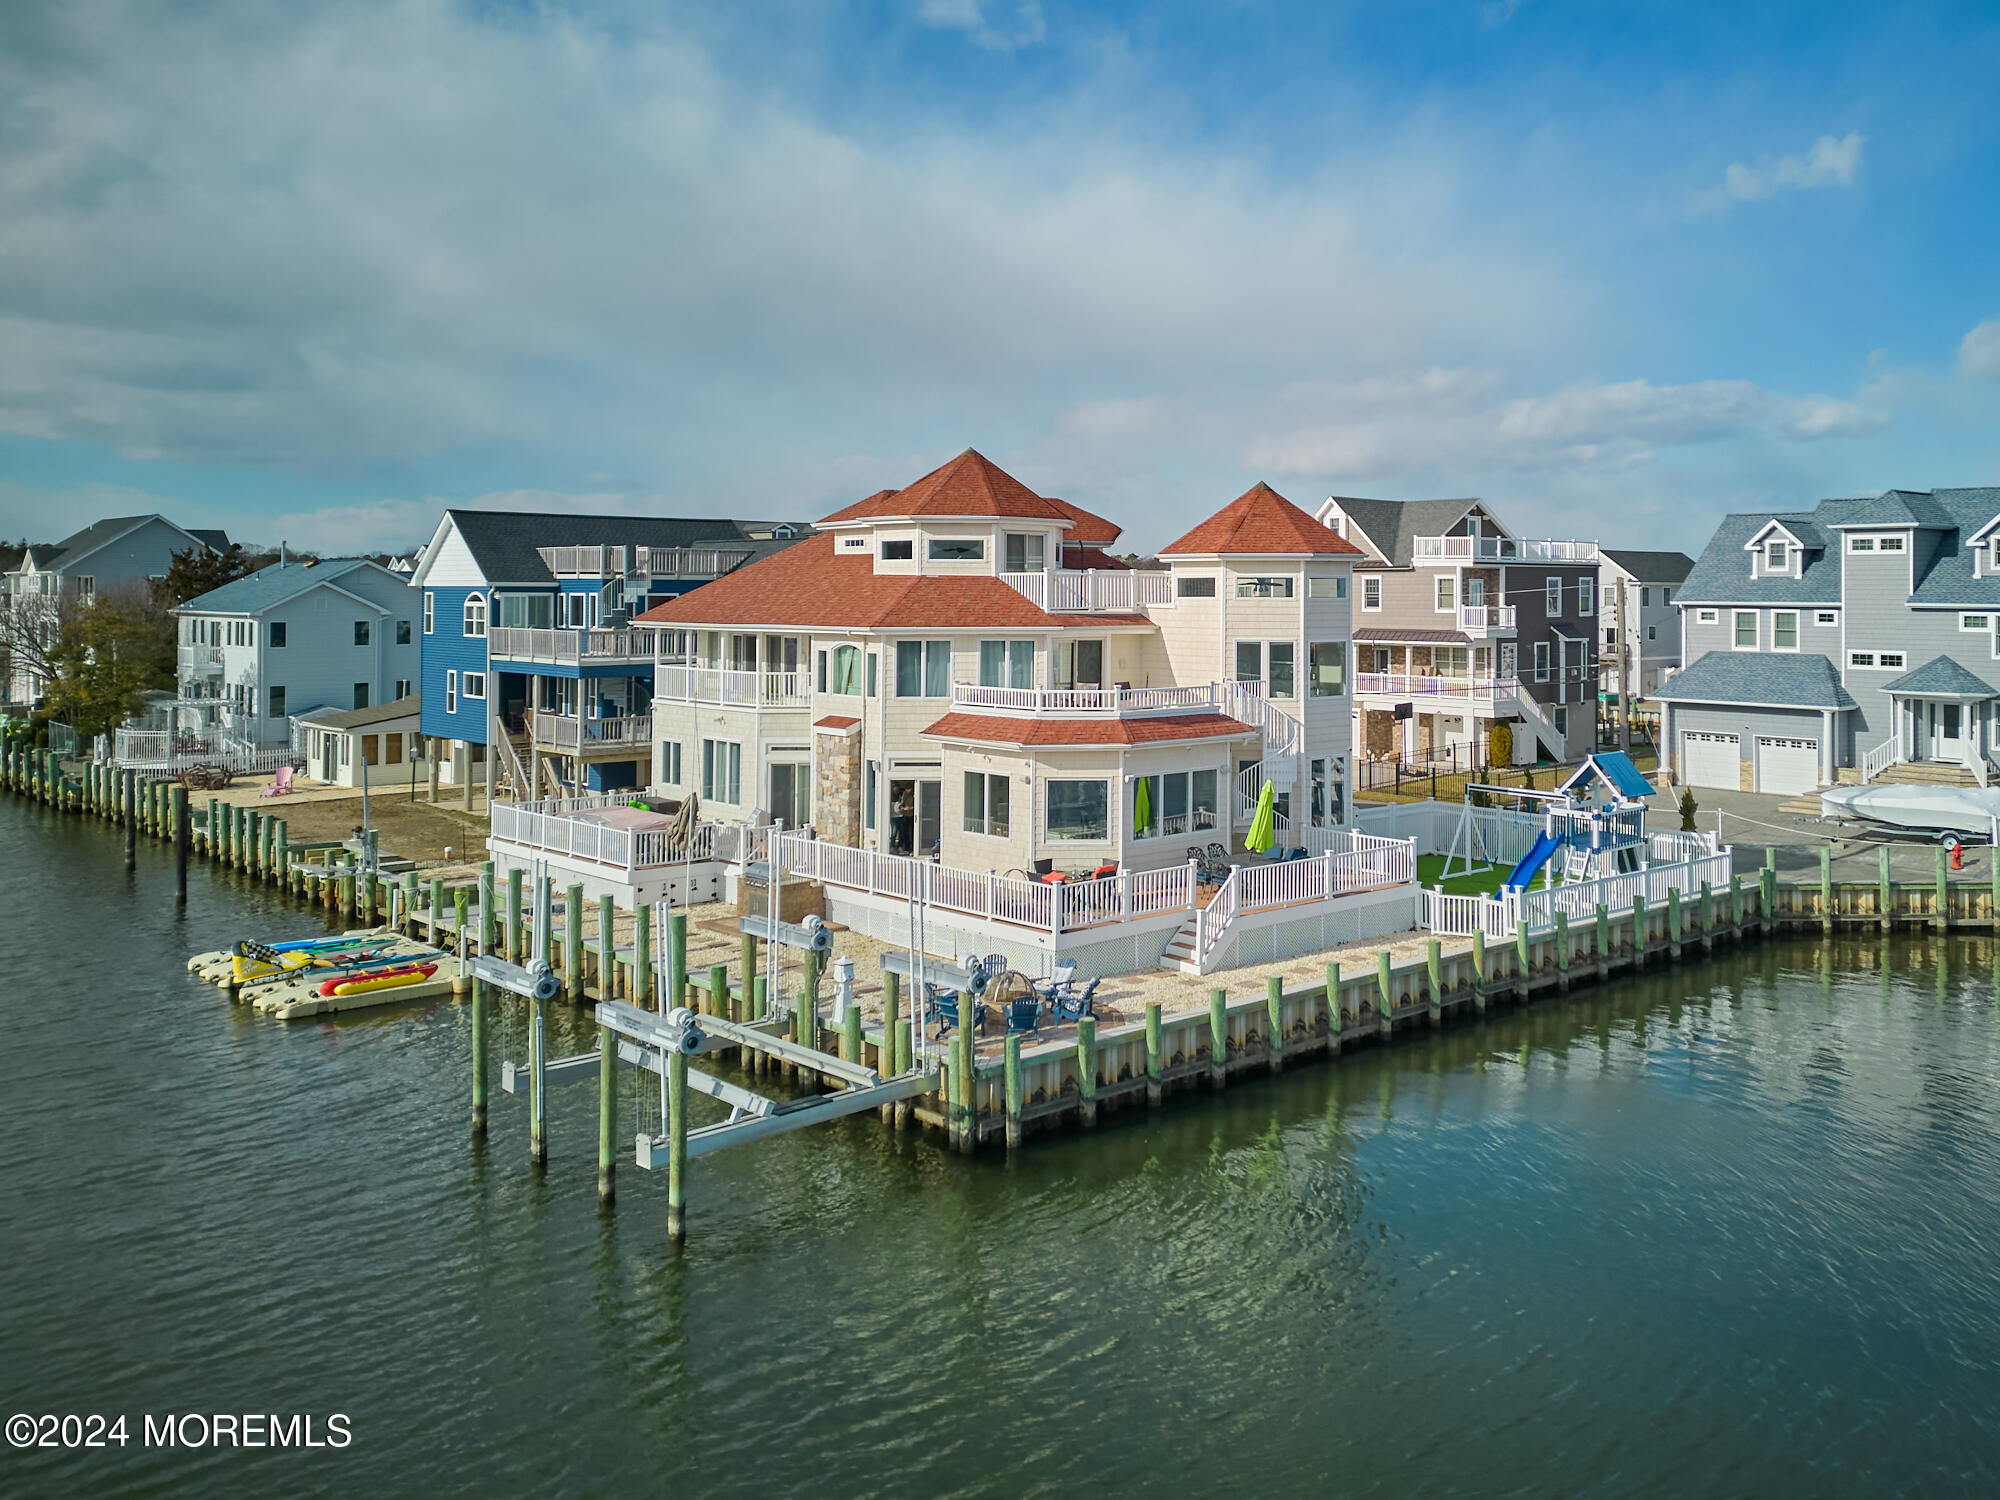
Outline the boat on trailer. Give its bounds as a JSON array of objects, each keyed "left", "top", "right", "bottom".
[{"left": 1817, "top": 784, "right": 2000, "bottom": 846}]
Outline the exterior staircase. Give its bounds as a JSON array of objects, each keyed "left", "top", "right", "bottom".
[
  {"left": 1874, "top": 761, "right": 1981, "bottom": 788},
  {"left": 1159, "top": 911, "right": 1202, "bottom": 974}
]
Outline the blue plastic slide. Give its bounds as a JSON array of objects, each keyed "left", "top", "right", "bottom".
[{"left": 1503, "top": 831, "right": 1559, "bottom": 891}]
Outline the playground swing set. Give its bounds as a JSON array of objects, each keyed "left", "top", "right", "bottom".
[{"left": 1439, "top": 751, "right": 1658, "bottom": 893}]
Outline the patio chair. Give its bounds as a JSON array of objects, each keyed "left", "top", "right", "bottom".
[
  {"left": 926, "top": 985, "right": 970, "bottom": 1039},
  {"left": 1031, "top": 858, "right": 1053, "bottom": 878},
  {"left": 1052, "top": 977, "right": 1101, "bottom": 1025},
  {"left": 1003, "top": 993, "right": 1042, "bottom": 1039},
  {"left": 981, "top": 953, "right": 1010, "bottom": 986},
  {"left": 1033, "top": 960, "right": 1077, "bottom": 1000},
  {"left": 261, "top": 765, "right": 296, "bottom": 797}
]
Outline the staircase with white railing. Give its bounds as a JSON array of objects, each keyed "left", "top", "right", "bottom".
[{"left": 1859, "top": 738, "right": 1896, "bottom": 783}]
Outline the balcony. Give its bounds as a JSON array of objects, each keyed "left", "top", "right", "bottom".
[
  {"left": 1457, "top": 604, "right": 1516, "bottom": 637},
  {"left": 1353, "top": 672, "right": 1521, "bottom": 708},
  {"left": 654, "top": 664, "right": 811, "bottom": 710},
  {"left": 486, "top": 626, "right": 659, "bottom": 667},
  {"left": 1411, "top": 536, "right": 1599, "bottom": 565},
  {"left": 951, "top": 682, "right": 1224, "bottom": 716},
  {"left": 528, "top": 711, "right": 651, "bottom": 756},
  {"left": 536, "top": 545, "right": 755, "bottom": 580},
  {"left": 1001, "top": 569, "right": 1174, "bottom": 613},
  {"left": 178, "top": 643, "right": 224, "bottom": 676}
]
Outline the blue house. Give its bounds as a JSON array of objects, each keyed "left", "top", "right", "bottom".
[{"left": 406, "top": 510, "right": 810, "bottom": 798}]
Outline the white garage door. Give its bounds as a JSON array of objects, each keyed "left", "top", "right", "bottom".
[
  {"left": 1681, "top": 731, "right": 1739, "bottom": 790},
  {"left": 1755, "top": 736, "right": 1821, "bottom": 796}
]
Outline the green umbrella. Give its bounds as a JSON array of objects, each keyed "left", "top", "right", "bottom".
[
  {"left": 1133, "top": 775, "right": 1152, "bottom": 837},
  {"left": 1246, "top": 778, "right": 1277, "bottom": 853}
]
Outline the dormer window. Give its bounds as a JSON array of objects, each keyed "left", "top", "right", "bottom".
[
  {"left": 1765, "top": 540, "right": 1787, "bottom": 572},
  {"left": 927, "top": 539, "right": 984, "bottom": 562},
  {"left": 879, "top": 540, "right": 914, "bottom": 561}
]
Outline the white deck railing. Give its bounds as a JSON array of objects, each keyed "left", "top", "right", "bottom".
[
  {"left": 949, "top": 682, "right": 1223, "bottom": 716},
  {"left": 1412, "top": 536, "right": 1600, "bottom": 564},
  {"left": 1353, "top": 672, "right": 1520, "bottom": 704},
  {"left": 1220, "top": 681, "right": 1303, "bottom": 755},
  {"left": 654, "top": 665, "right": 810, "bottom": 709},
  {"left": 490, "top": 799, "right": 716, "bottom": 872},
  {"left": 528, "top": 711, "right": 650, "bottom": 752},
  {"left": 1195, "top": 836, "right": 1417, "bottom": 963},
  {"left": 1000, "top": 569, "right": 1174, "bottom": 613},
  {"left": 1457, "top": 604, "right": 1517, "bottom": 633},
  {"left": 487, "top": 627, "right": 659, "bottom": 664}
]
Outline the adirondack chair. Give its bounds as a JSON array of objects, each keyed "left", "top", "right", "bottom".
[
  {"left": 927, "top": 986, "right": 982, "bottom": 1039},
  {"left": 261, "top": 765, "right": 296, "bottom": 797},
  {"left": 1003, "top": 993, "right": 1042, "bottom": 1038},
  {"left": 1033, "top": 960, "right": 1077, "bottom": 1000},
  {"left": 1052, "top": 977, "right": 1100, "bottom": 1025}
]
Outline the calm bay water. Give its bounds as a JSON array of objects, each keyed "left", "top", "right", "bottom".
[{"left": 3, "top": 794, "right": 1999, "bottom": 1496}]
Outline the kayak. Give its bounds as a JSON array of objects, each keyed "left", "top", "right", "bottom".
[
  {"left": 317, "top": 962, "right": 439, "bottom": 998},
  {"left": 231, "top": 945, "right": 388, "bottom": 985}
]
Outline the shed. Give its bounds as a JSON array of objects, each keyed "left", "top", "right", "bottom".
[{"left": 295, "top": 694, "right": 424, "bottom": 788}]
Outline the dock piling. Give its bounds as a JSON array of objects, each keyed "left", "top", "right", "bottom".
[
  {"left": 1265, "top": 974, "right": 1284, "bottom": 1072},
  {"left": 596, "top": 893, "right": 614, "bottom": 999},
  {"left": 666, "top": 1049, "right": 688, "bottom": 1241},
  {"left": 565, "top": 882, "right": 584, "bottom": 1001},
  {"left": 471, "top": 977, "right": 488, "bottom": 1138},
  {"left": 1208, "top": 987, "right": 1227, "bottom": 1088},
  {"left": 1004, "top": 1031, "right": 1023, "bottom": 1149},
  {"left": 1076, "top": 1014, "right": 1098, "bottom": 1130},
  {"left": 528, "top": 994, "right": 547, "bottom": 1167},
  {"left": 1145, "top": 999, "right": 1163, "bottom": 1106},
  {"left": 173, "top": 784, "right": 189, "bottom": 904},
  {"left": 597, "top": 1012, "right": 616, "bottom": 1206},
  {"left": 633, "top": 900, "right": 652, "bottom": 1009}
]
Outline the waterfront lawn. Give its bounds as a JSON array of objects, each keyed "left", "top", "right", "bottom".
[{"left": 1416, "top": 855, "right": 1512, "bottom": 895}]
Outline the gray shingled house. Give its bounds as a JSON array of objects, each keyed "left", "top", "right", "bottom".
[{"left": 1660, "top": 488, "right": 2000, "bottom": 795}]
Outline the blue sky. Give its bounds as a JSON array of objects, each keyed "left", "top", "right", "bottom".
[{"left": 1, "top": 0, "right": 1996, "bottom": 555}]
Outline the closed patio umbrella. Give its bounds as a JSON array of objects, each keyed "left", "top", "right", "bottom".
[
  {"left": 1133, "top": 776, "right": 1151, "bottom": 838},
  {"left": 1246, "top": 779, "right": 1277, "bottom": 854}
]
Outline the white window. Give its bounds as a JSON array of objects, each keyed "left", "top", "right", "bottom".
[
  {"left": 423, "top": 592, "right": 434, "bottom": 634},
  {"left": 444, "top": 670, "right": 458, "bottom": 713},
  {"left": 1236, "top": 576, "right": 1295, "bottom": 598},
  {"left": 1697, "top": 608, "right": 1718, "bottom": 623},
  {"left": 1465, "top": 576, "right": 1484, "bottom": 606},
  {"left": 1816, "top": 611, "right": 1839, "bottom": 626},
  {"left": 1305, "top": 574, "right": 1346, "bottom": 599},
  {"left": 927, "top": 538, "right": 984, "bottom": 562},
  {"left": 1880, "top": 651, "right": 1906, "bottom": 668},
  {"left": 1533, "top": 641, "right": 1550, "bottom": 681},
  {"left": 1435, "top": 575, "right": 1455, "bottom": 612},
  {"left": 701, "top": 738, "right": 743, "bottom": 802},
  {"left": 463, "top": 672, "right": 486, "bottom": 700},
  {"left": 1847, "top": 535, "right": 1874, "bottom": 553},
  {"left": 962, "top": 771, "right": 1011, "bottom": 837},
  {"left": 1176, "top": 575, "right": 1216, "bottom": 598},
  {"left": 1640, "top": 587, "right": 1651, "bottom": 607},
  {"left": 1765, "top": 540, "right": 1788, "bottom": 572},
  {"left": 1848, "top": 651, "right": 1906, "bottom": 670},
  {"left": 1362, "top": 577, "right": 1381, "bottom": 611},
  {"left": 1881, "top": 536, "right": 1905, "bottom": 552},
  {"left": 1578, "top": 578, "right": 1595, "bottom": 615},
  {"left": 660, "top": 741, "right": 683, "bottom": 784},
  {"left": 1734, "top": 611, "right": 1757, "bottom": 649},
  {"left": 394, "top": 679, "right": 411, "bottom": 699},
  {"left": 1002, "top": 534, "right": 1045, "bottom": 573},
  {"left": 463, "top": 593, "right": 486, "bottom": 638},
  {"left": 841, "top": 536, "right": 869, "bottom": 550},
  {"left": 1553, "top": 706, "right": 1569, "bottom": 735},
  {"left": 1961, "top": 614, "right": 1991, "bottom": 632},
  {"left": 1773, "top": 611, "right": 1798, "bottom": 651},
  {"left": 1545, "top": 577, "right": 1561, "bottom": 614}
]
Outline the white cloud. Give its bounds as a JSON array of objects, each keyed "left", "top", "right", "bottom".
[
  {"left": 0, "top": 0, "right": 1575, "bottom": 483},
  {"left": 1479, "top": 0, "right": 1525, "bottom": 28},
  {"left": 1697, "top": 131, "right": 1864, "bottom": 214},
  {"left": 1221, "top": 369, "right": 1888, "bottom": 479},
  {"left": 1960, "top": 318, "right": 2000, "bottom": 380},
  {"left": 917, "top": 0, "right": 1046, "bottom": 50}
]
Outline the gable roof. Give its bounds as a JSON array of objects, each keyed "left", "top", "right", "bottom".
[
  {"left": 1651, "top": 650, "right": 1857, "bottom": 710},
  {"left": 176, "top": 558, "right": 397, "bottom": 615},
  {"left": 1319, "top": 496, "right": 1483, "bottom": 566},
  {"left": 23, "top": 514, "right": 223, "bottom": 574},
  {"left": 819, "top": 450, "right": 1076, "bottom": 527},
  {"left": 1600, "top": 549, "right": 1694, "bottom": 585},
  {"left": 1162, "top": 483, "right": 1365, "bottom": 558},
  {"left": 921, "top": 711, "right": 1255, "bottom": 748},
  {"left": 295, "top": 692, "right": 423, "bottom": 730},
  {"left": 631, "top": 532, "right": 1151, "bottom": 632},
  {"left": 1877, "top": 655, "right": 1999, "bottom": 699},
  {"left": 1825, "top": 489, "right": 1956, "bottom": 529},
  {"left": 1556, "top": 751, "right": 1656, "bottom": 801},
  {"left": 1677, "top": 503, "right": 1866, "bottom": 605},
  {"left": 436, "top": 510, "right": 791, "bottom": 586}
]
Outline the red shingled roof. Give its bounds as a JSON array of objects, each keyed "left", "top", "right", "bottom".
[
  {"left": 820, "top": 450, "right": 1075, "bottom": 526},
  {"left": 1043, "top": 495, "right": 1121, "bottom": 546},
  {"left": 1160, "top": 482, "right": 1364, "bottom": 557},
  {"left": 633, "top": 533, "right": 1156, "bottom": 631},
  {"left": 921, "top": 711, "right": 1256, "bottom": 747},
  {"left": 1063, "top": 546, "right": 1130, "bottom": 571}
]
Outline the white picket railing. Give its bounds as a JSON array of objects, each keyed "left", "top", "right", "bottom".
[
  {"left": 1422, "top": 888, "right": 1520, "bottom": 939},
  {"left": 1197, "top": 837, "right": 1418, "bottom": 963},
  {"left": 490, "top": 799, "right": 717, "bottom": 872},
  {"left": 528, "top": 711, "right": 650, "bottom": 751},
  {"left": 1220, "top": 681, "right": 1303, "bottom": 755},
  {"left": 1458, "top": 604, "right": 1517, "bottom": 633},
  {"left": 1412, "top": 535, "right": 1599, "bottom": 564},
  {"left": 1000, "top": 569, "right": 1174, "bottom": 613}
]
